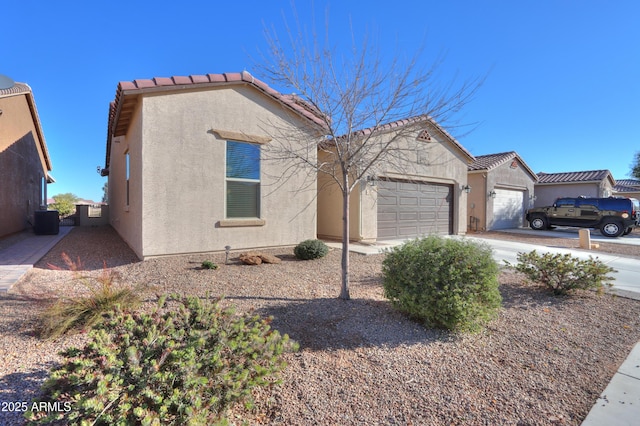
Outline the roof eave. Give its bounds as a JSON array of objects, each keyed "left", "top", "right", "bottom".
[{"left": 23, "top": 87, "right": 52, "bottom": 172}]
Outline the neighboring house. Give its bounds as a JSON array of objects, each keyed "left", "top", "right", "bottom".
[
  {"left": 317, "top": 116, "right": 474, "bottom": 242},
  {"left": 533, "top": 170, "right": 615, "bottom": 208},
  {"left": 613, "top": 179, "right": 640, "bottom": 201},
  {"left": 467, "top": 151, "right": 538, "bottom": 231},
  {"left": 0, "top": 80, "right": 53, "bottom": 238},
  {"left": 102, "top": 71, "right": 324, "bottom": 259}
]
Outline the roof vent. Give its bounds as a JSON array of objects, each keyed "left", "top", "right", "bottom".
[{"left": 417, "top": 130, "right": 432, "bottom": 142}]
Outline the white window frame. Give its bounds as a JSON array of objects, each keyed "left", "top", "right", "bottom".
[
  {"left": 125, "top": 150, "right": 130, "bottom": 208},
  {"left": 224, "top": 140, "right": 261, "bottom": 219}
]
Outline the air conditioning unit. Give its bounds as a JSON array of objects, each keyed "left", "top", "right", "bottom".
[{"left": 34, "top": 210, "right": 60, "bottom": 235}]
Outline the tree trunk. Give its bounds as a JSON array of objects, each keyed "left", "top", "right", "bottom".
[{"left": 339, "top": 185, "right": 351, "bottom": 300}]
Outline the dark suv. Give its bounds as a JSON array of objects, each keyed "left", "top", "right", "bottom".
[{"left": 526, "top": 196, "right": 639, "bottom": 237}]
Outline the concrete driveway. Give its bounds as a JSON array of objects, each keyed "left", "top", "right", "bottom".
[
  {"left": 495, "top": 226, "right": 640, "bottom": 246},
  {"left": 463, "top": 231, "right": 640, "bottom": 299},
  {"left": 333, "top": 229, "right": 640, "bottom": 299}
]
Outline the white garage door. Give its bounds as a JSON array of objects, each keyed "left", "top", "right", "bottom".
[
  {"left": 377, "top": 179, "right": 453, "bottom": 239},
  {"left": 491, "top": 188, "right": 524, "bottom": 229}
]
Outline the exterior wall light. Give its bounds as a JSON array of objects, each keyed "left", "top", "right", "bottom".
[
  {"left": 365, "top": 175, "right": 377, "bottom": 186},
  {"left": 462, "top": 184, "right": 471, "bottom": 194},
  {"left": 488, "top": 190, "right": 497, "bottom": 198}
]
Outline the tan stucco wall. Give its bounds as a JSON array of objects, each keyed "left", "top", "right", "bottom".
[
  {"left": 108, "top": 104, "right": 144, "bottom": 259},
  {"left": 467, "top": 173, "right": 487, "bottom": 232},
  {"left": 614, "top": 190, "right": 640, "bottom": 201},
  {"left": 0, "top": 94, "right": 49, "bottom": 237},
  {"left": 318, "top": 123, "right": 471, "bottom": 240},
  {"left": 533, "top": 181, "right": 613, "bottom": 208},
  {"left": 468, "top": 160, "right": 536, "bottom": 231},
  {"left": 316, "top": 151, "right": 370, "bottom": 241},
  {"left": 76, "top": 205, "right": 110, "bottom": 227},
  {"left": 110, "top": 85, "right": 317, "bottom": 258}
]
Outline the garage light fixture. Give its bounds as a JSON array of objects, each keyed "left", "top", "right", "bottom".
[
  {"left": 462, "top": 184, "right": 471, "bottom": 193},
  {"left": 488, "top": 190, "right": 497, "bottom": 198}
]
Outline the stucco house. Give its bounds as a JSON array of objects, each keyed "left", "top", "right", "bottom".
[
  {"left": 102, "top": 71, "right": 325, "bottom": 259},
  {"left": 613, "top": 179, "right": 640, "bottom": 201},
  {"left": 467, "top": 151, "right": 537, "bottom": 231},
  {"left": 0, "top": 79, "right": 53, "bottom": 238},
  {"left": 317, "top": 116, "right": 474, "bottom": 242},
  {"left": 533, "top": 169, "right": 615, "bottom": 208}
]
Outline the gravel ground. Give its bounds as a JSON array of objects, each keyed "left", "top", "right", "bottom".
[{"left": 1, "top": 226, "right": 640, "bottom": 425}]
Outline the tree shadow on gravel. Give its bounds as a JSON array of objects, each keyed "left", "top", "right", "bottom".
[
  {"left": 0, "top": 367, "right": 56, "bottom": 423},
  {"left": 0, "top": 293, "right": 48, "bottom": 338},
  {"left": 0, "top": 367, "right": 55, "bottom": 400},
  {"left": 499, "top": 280, "right": 570, "bottom": 310},
  {"left": 253, "top": 297, "right": 449, "bottom": 352}
]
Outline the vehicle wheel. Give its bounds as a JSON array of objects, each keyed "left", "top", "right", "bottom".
[
  {"left": 529, "top": 216, "right": 547, "bottom": 230},
  {"left": 600, "top": 221, "right": 624, "bottom": 237},
  {"left": 623, "top": 227, "right": 633, "bottom": 236}
]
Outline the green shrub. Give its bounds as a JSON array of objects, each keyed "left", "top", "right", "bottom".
[
  {"left": 201, "top": 260, "right": 218, "bottom": 270},
  {"left": 39, "top": 253, "right": 140, "bottom": 339},
  {"left": 382, "top": 236, "right": 501, "bottom": 333},
  {"left": 505, "top": 250, "right": 616, "bottom": 295},
  {"left": 26, "top": 295, "right": 297, "bottom": 425},
  {"left": 294, "top": 239, "right": 329, "bottom": 260}
]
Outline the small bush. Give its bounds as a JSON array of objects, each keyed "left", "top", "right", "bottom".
[
  {"left": 294, "top": 239, "right": 329, "bottom": 260},
  {"left": 39, "top": 253, "right": 140, "bottom": 339},
  {"left": 382, "top": 236, "right": 501, "bottom": 333},
  {"left": 201, "top": 260, "right": 218, "bottom": 270},
  {"left": 505, "top": 250, "right": 615, "bottom": 295},
  {"left": 26, "top": 295, "right": 297, "bottom": 425}
]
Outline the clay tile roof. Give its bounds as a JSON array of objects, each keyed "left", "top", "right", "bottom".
[
  {"left": 468, "top": 151, "right": 516, "bottom": 171},
  {"left": 105, "top": 71, "right": 328, "bottom": 169},
  {"left": 0, "top": 82, "right": 31, "bottom": 97},
  {"left": 171, "top": 76, "right": 191, "bottom": 85},
  {"left": 537, "top": 169, "right": 614, "bottom": 184},
  {"left": 108, "top": 70, "right": 325, "bottom": 137},
  {"left": 614, "top": 179, "right": 640, "bottom": 192},
  {"left": 468, "top": 151, "right": 538, "bottom": 180},
  {"left": 341, "top": 115, "right": 475, "bottom": 163},
  {"left": 153, "top": 77, "right": 174, "bottom": 86}
]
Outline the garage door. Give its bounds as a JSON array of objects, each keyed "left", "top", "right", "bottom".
[
  {"left": 377, "top": 179, "right": 453, "bottom": 239},
  {"left": 491, "top": 188, "right": 524, "bottom": 229}
]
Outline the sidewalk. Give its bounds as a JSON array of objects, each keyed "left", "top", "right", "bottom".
[
  {"left": 582, "top": 341, "right": 640, "bottom": 425},
  {"left": 0, "top": 226, "right": 73, "bottom": 291}
]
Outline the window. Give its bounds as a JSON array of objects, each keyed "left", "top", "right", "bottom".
[
  {"left": 40, "top": 176, "right": 46, "bottom": 208},
  {"left": 88, "top": 205, "right": 102, "bottom": 218},
  {"left": 555, "top": 198, "right": 574, "bottom": 207},
  {"left": 125, "top": 151, "right": 130, "bottom": 206},
  {"left": 226, "top": 141, "right": 260, "bottom": 218}
]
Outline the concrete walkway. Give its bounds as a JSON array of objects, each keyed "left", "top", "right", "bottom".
[{"left": 0, "top": 226, "right": 73, "bottom": 291}]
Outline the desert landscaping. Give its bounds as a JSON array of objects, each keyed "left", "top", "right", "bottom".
[{"left": 0, "top": 226, "right": 639, "bottom": 425}]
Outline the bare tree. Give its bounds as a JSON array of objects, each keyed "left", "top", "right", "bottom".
[{"left": 257, "top": 9, "right": 484, "bottom": 300}]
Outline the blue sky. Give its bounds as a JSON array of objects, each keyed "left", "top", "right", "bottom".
[{"left": 3, "top": 0, "right": 639, "bottom": 202}]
